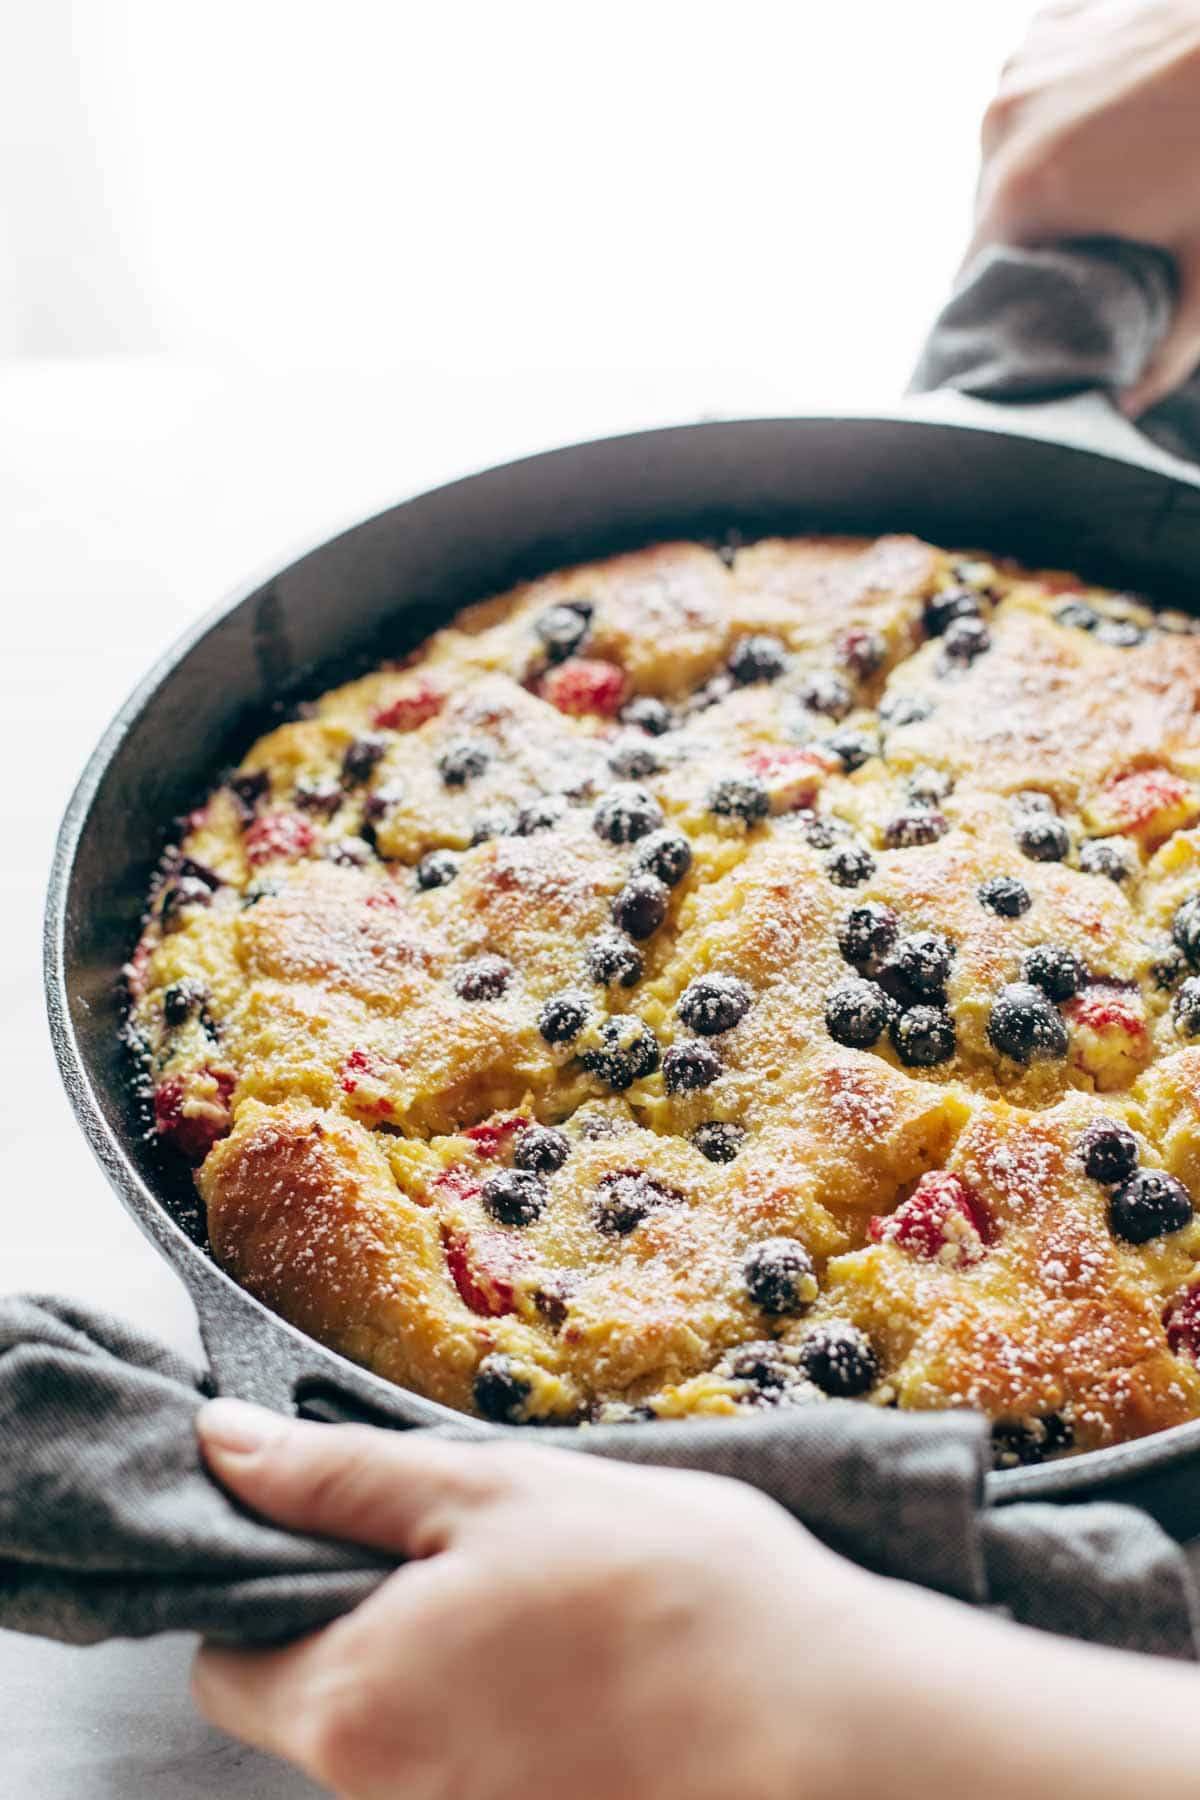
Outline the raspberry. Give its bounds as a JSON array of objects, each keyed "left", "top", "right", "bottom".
[
  {"left": 541, "top": 658, "right": 627, "bottom": 717},
  {"left": 372, "top": 682, "right": 444, "bottom": 730},
  {"left": 869, "top": 1171, "right": 990, "bottom": 1267},
  {"left": 441, "top": 1226, "right": 526, "bottom": 1316},
  {"left": 1165, "top": 1286, "right": 1200, "bottom": 1362},
  {"left": 153, "top": 1068, "right": 235, "bottom": 1161},
  {"left": 244, "top": 809, "right": 317, "bottom": 866},
  {"left": 464, "top": 1115, "right": 525, "bottom": 1158}
]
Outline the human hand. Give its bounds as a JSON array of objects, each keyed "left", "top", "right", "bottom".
[{"left": 970, "top": 1, "right": 1200, "bottom": 414}]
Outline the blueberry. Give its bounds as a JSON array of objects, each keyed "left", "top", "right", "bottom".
[
  {"left": 986, "top": 982, "right": 1068, "bottom": 1063},
  {"left": 323, "top": 837, "right": 375, "bottom": 868},
  {"left": 743, "top": 1237, "right": 818, "bottom": 1315},
  {"left": 473, "top": 1354, "right": 532, "bottom": 1422},
  {"left": 836, "top": 627, "right": 886, "bottom": 679},
  {"left": 889, "top": 930, "right": 955, "bottom": 998},
  {"left": 580, "top": 1018, "right": 660, "bottom": 1089},
  {"left": 471, "top": 809, "right": 517, "bottom": 843},
  {"left": 592, "top": 1168, "right": 677, "bottom": 1235},
  {"left": 891, "top": 1004, "right": 956, "bottom": 1066},
  {"left": 159, "top": 875, "right": 214, "bottom": 927},
  {"left": 452, "top": 956, "right": 513, "bottom": 1001},
  {"left": 708, "top": 774, "right": 770, "bottom": 825},
  {"left": 1109, "top": 1170, "right": 1193, "bottom": 1244},
  {"left": 1153, "top": 943, "right": 1188, "bottom": 990},
  {"left": 515, "top": 794, "right": 567, "bottom": 835},
  {"left": 514, "top": 1125, "right": 570, "bottom": 1174},
  {"left": 229, "top": 769, "right": 269, "bottom": 817},
  {"left": 884, "top": 810, "right": 948, "bottom": 849},
  {"left": 797, "top": 810, "right": 851, "bottom": 850},
  {"left": 632, "top": 830, "right": 693, "bottom": 887},
  {"left": 607, "top": 736, "right": 662, "bottom": 780},
  {"left": 365, "top": 779, "right": 407, "bottom": 822},
  {"left": 538, "top": 990, "right": 590, "bottom": 1044},
  {"left": 294, "top": 774, "right": 343, "bottom": 817},
  {"left": 677, "top": 974, "right": 752, "bottom": 1035},
  {"left": 1053, "top": 599, "right": 1100, "bottom": 632},
  {"left": 906, "top": 766, "right": 953, "bottom": 807},
  {"left": 342, "top": 733, "right": 388, "bottom": 784},
  {"left": 797, "top": 670, "right": 853, "bottom": 720},
  {"left": 727, "top": 634, "right": 787, "bottom": 684},
  {"left": 978, "top": 875, "right": 1031, "bottom": 917},
  {"left": 163, "top": 979, "right": 207, "bottom": 1027},
  {"left": 613, "top": 874, "right": 669, "bottom": 939},
  {"left": 586, "top": 929, "right": 644, "bottom": 987},
  {"left": 1095, "top": 617, "right": 1146, "bottom": 648},
  {"left": 823, "top": 728, "right": 878, "bottom": 772},
  {"left": 415, "top": 848, "right": 459, "bottom": 890},
  {"left": 1172, "top": 896, "right": 1200, "bottom": 966},
  {"left": 924, "top": 587, "right": 982, "bottom": 637},
  {"left": 535, "top": 603, "right": 591, "bottom": 662},
  {"left": 481, "top": 1167, "right": 548, "bottom": 1227},
  {"left": 1077, "top": 1118, "right": 1139, "bottom": 1185},
  {"left": 691, "top": 1120, "right": 746, "bottom": 1163},
  {"left": 593, "top": 786, "right": 664, "bottom": 845},
  {"left": 1173, "top": 977, "right": 1200, "bottom": 1036},
  {"left": 797, "top": 1323, "right": 879, "bottom": 1396},
  {"left": 438, "top": 740, "right": 491, "bottom": 786},
  {"left": 825, "top": 843, "right": 876, "bottom": 888},
  {"left": 1078, "top": 838, "right": 1132, "bottom": 883},
  {"left": 1021, "top": 943, "right": 1085, "bottom": 1002},
  {"left": 879, "top": 693, "right": 933, "bottom": 727},
  {"left": 991, "top": 1414, "right": 1075, "bottom": 1469},
  {"left": 837, "top": 902, "right": 900, "bottom": 970},
  {"left": 940, "top": 616, "right": 991, "bottom": 664},
  {"left": 825, "top": 978, "right": 894, "bottom": 1049},
  {"left": 725, "top": 1340, "right": 796, "bottom": 1391},
  {"left": 1015, "top": 814, "right": 1071, "bottom": 863},
  {"left": 621, "top": 695, "right": 672, "bottom": 736},
  {"left": 663, "top": 1040, "right": 723, "bottom": 1092}
]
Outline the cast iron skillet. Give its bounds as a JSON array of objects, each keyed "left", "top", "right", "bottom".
[{"left": 44, "top": 405, "right": 1200, "bottom": 1535}]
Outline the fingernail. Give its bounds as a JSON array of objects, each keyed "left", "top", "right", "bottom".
[{"left": 197, "top": 1396, "right": 288, "bottom": 1454}]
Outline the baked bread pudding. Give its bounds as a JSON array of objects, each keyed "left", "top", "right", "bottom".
[{"left": 125, "top": 534, "right": 1200, "bottom": 1464}]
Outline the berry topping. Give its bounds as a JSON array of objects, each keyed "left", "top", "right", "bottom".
[
  {"left": 890, "top": 1004, "right": 956, "bottom": 1067},
  {"left": 294, "top": 774, "right": 343, "bottom": 817},
  {"left": 905, "top": 766, "right": 953, "bottom": 806},
  {"left": 1077, "top": 1118, "right": 1139, "bottom": 1185},
  {"left": 372, "top": 682, "right": 444, "bottom": 731},
  {"left": 613, "top": 874, "right": 669, "bottom": 939},
  {"left": 438, "top": 740, "right": 491, "bottom": 786},
  {"left": 924, "top": 587, "right": 982, "bottom": 637},
  {"left": 869, "top": 1171, "right": 989, "bottom": 1267},
  {"left": 677, "top": 974, "right": 752, "bottom": 1035},
  {"left": 592, "top": 1168, "right": 679, "bottom": 1235},
  {"left": 514, "top": 1125, "right": 570, "bottom": 1174},
  {"left": 481, "top": 1167, "right": 549, "bottom": 1227},
  {"left": 473, "top": 1354, "right": 533, "bottom": 1422},
  {"left": 323, "top": 836, "right": 375, "bottom": 868},
  {"left": 1153, "top": 943, "right": 1188, "bottom": 990},
  {"left": 978, "top": 874, "right": 1031, "bottom": 917},
  {"left": 886, "top": 930, "right": 955, "bottom": 999},
  {"left": 542, "top": 657, "right": 626, "bottom": 717},
  {"left": 691, "top": 1120, "right": 746, "bottom": 1163},
  {"left": 708, "top": 774, "right": 770, "bottom": 825},
  {"left": 991, "top": 1414, "right": 1075, "bottom": 1469},
  {"left": 1173, "top": 977, "right": 1200, "bottom": 1036},
  {"left": 1021, "top": 943, "right": 1085, "bottom": 1002},
  {"left": 593, "top": 787, "right": 664, "bottom": 845},
  {"left": 580, "top": 1017, "right": 660, "bottom": 1089},
  {"left": 342, "top": 733, "right": 388, "bottom": 784},
  {"left": 163, "top": 978, "right": 208, "bottom": 1027},
  {"left": 229, "top": 768, "right": 269, "bottom": 816},
  {"left": 1109, "top": 1169, "right": 1193, "bottom": 1243},
  {"left": 1095, "top": 617, "right": 1146, "bottom": 648},
  {"left": 1172, "top": 896, "right": 1200, "bottom": 966},
  {"left": 825, "top": 978, "right": 893, "bottom": 1049},
  {"left": 607, "top": 736, "right": 662, "bottom": 780},
  {"left": 835, "top": 625, "right": 886, "bottom": 679},
  {"left": 586, "top": 929, "right": 644, "bottom": 987},
  {"left": 1053, "top": 599, "right": 1100, "bottom": 632},
  {"left": 452, "top": 956, "right": 513, "bottom": 1001},
  {"left": 822, "top": 728, "right": 878, "bottom": 772},
  {"left": 727, "top": 634, "right": 787, "bottom": 684},
  {"left": 884, "top": 809, "right": 948, "bottom": 849},
  {"left": 244, "top": 810, "right": 318, "bottom": 866},
  {"left": 939, "top": 615, "right": 991, "bottom": 665},
  {"left": 535, "top": 602, "right": 592, "bottom": 662},
  {"left": 415, "top": 848, "right": 459, "bottom": 889},
  {"left": 153, "top": 1069, "right": 235, "bottom": 1162},
  {"left": 797, "top": 810, "right": 850, "bottom": 850},
  {"left": 724, "top": 1340, "right": 796, "bottom": 1391},
  {"left": 471, "top": 808, "right": 517, "bottom": 843},
  {"left": 879, "top": 692, "right": 933, "bottom": 727},
  {"left": 159, "top": 875, "right": 215, "bottom": 927},
  {"left": 463, "top": 1115, "right": 524, "bottom": 1158},
  {"left": 1078, "top": 838, "right": 1132, "bottom": 882},
  {"left": 621, "top": 694, "right": 672, "bottom": 735},
  {"left": 837, "top": 901, "right": 900, "bottom": 970},
  {"left": 631, "top": 830, "right": 693, "bottom": 887},
  {"left": 538, "top": 990, "right": 590, "bottom": 1044},
  {"left": 824, "top": 842, "right": 876, "bottom": 887},
  {"left": 797, "top": 1323, "right": 879, "bottom": 1396},
  {"left": 662, "top": 1040, "right": 723, "bottom": 1092},
  {"left": 743, "top": 1237, "right": 818, "bottom": 1315},
  {"left": 1165, "top": 1285, "right": 1200, "bottom": 1361},
  {"left": 986, "top": 982, "right": 1068, "bottom": 1063},
  {"left": 1015, "top": 813, "right": 1071, "bottom": 863},
  {"left": 515, "top": 794, "right": 567, "bottom": 835},
  {"left": 797, "top": 670, "right": 853, "bottom": 720}
]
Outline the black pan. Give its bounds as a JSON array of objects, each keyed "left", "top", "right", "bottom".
[{"left": 44, "top": 407, "right": 1200, "bottom": 1536}]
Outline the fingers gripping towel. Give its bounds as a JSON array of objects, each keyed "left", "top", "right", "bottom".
[{"left": 0, "top": 1298, "right": 1196, "bottom": 1658}]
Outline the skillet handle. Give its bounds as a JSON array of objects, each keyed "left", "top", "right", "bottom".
[{"left": 182, "top": 1257, "right": 310, "bottom": 1414}]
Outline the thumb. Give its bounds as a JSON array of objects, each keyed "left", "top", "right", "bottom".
[
  {"left": 1120, "top": 245, "right": 1200, "bottom": 418},
  {"left": 197, "top": 1397, "right": 505, "bottom": 1556}
]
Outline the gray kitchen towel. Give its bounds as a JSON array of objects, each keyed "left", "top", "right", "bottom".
[
  {"left": 910, "top": 236, "right": 1200, "bottom": 464},
  {"left": 1, "top": 1297, "right": 1197, "bottom": 1659}
]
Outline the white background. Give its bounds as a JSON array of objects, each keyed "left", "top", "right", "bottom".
[{"left": 0, "top": 3, "right": 1034, "bottom": 1793}]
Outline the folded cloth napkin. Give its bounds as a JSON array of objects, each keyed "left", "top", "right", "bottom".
[
  {"left": 2, "top": 1297, "right": 1197, "bottom": 1658},
  {"left": 910, "top": 236, "right": 1200, "bottom": 464}
]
